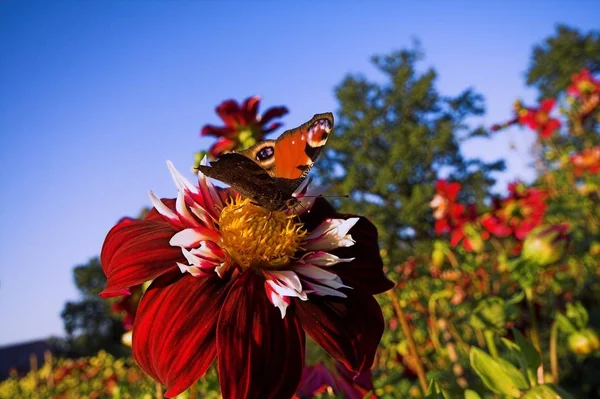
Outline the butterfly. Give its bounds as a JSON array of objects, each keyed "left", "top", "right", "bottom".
[{"left": 197, "top": 112, "right": 333, "bottom": 211}]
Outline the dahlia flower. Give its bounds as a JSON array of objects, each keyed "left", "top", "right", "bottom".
[
  {"left": 201, "top": 96, "right": 288, "bottom": 158},
  {"left": 481, "top": 183, "right": 547, "bottom": 240},
  {"left": 100, "top": 160, "right": 393, "bottom": 398}
]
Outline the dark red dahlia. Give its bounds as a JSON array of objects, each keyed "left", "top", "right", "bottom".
[
  {"left": 481, "top": 182, "right": 547, "bottom": 240},
  {"left": 201, "top": 96, "right": 288, "bottom": 158},
  {"left": 100, "top": 160, "right": 393, "bottom": 398}
]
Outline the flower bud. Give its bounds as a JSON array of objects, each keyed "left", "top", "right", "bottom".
[
  {"left": 568, "top": 329, "right": 600, "bottom": 355},
  {"left": 522, "top": 224, "right": 569, "bottom": 266}
]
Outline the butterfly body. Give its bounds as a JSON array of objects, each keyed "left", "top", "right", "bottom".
[{"left": 198, "top": 113, "right": 333, "bottom": 211}]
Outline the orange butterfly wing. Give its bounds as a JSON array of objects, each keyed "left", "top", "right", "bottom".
[{"left": 273, "top": 113, "right": 333, "bottom": 192}]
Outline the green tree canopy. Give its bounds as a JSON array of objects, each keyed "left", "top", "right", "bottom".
[
  {"left": 526, "top": 25, "right": 600, "bottom": 99},
  {"left": 315, "top": 46, "right": 504, "bottom": 266},
  {"left": 60, "top": 257, "right": 127, "bottom": 357}
]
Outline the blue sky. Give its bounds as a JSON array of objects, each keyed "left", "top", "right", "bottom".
[{"left": 0, "top": 1, "right": 598, "bottom": 345}]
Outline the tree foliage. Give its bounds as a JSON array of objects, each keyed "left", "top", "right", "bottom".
[
  {"left": 526, "top": 25, "right": 600, "bottom": 99},
  {"left": 315, "top": 45, "right": 504, "bottom": 265},
  {"left": 60, "top": 257, "right": 127, "bottom": 357}
]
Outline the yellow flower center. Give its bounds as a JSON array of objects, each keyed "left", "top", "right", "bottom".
[{"left": 218, "top": 197, "right": 306, "bottom": 270}]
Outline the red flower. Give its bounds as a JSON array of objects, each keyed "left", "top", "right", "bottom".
[
  {"left": 516, "top": 99, "right": 561, "bottom": 139},
  {"left": 201, "top": 96, "right": 288, "bottom": 158},
  {"left": 430, "top": 180, "right": 465, "bottom": 234},
  {"left": 430, "top": 180, "right": 480, "bottom": 251},
  {"left": 567, "top": 69, "right": 600, "bottom": 98},
  {"left": 294, "top": 362, "right": 376, "bottom": 399},
  {"left": 481, "top": 183, "right": 547, "bottom": 240},
  {"left": 100, "top": 160, "right": 393, "bottom": 398},
  {"left": 570, "top": 146, "right": 600, "bottom": 177}
]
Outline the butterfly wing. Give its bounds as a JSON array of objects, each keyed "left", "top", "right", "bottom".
[
  {"left": 197, "top": 153, "right": 285, "bottom": 211},
  {"left": 242, "top": 113, "right": 333, "bottom": 197}
]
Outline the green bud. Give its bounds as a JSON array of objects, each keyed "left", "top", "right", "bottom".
[
  {"left": 568, "top": 329, "right": 600, "bottom": 355},
  {"left": 522, "top": 224, "right": 570, "bottom": 266}
]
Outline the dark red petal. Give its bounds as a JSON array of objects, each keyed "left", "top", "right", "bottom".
[
  {"left": 100, "top": 219, "right": 182, "bottom": 297},
  {"left": 133, "top": 272, "right": 230, "bottom": 397},
  {"left": 208, "top": 137, "right": 236, "bottom": 158},
  {"left": 200, "top": 124, "right": 237, "bottom": 138},
  {"left": 216, "top": 99, "right": 242, "bottom": 126},
  {"left": 217, "top": 270, "right": 305, "bottom": 399},
  {"left": 261, "top": 122, "right": 283, "bottom": 134},
  {"left": 302, "top": 198, "right": 394, "bottom": 295},
  {"left": 295, "top": 289, "right": 384, "bottom": 374},
  {"left": 260, "top": 106, "right": 289, "bottom": 125},
  {"left": 241, "top": 96, "right": 261, "bottom": 123}
]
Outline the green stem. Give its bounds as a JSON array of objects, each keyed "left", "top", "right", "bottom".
[
  {"left": 388, "top": 289, "right": 429, "bottom": 394},
  {"left": 525, "top": 287, "right": 540, "bottom": 351},
  {"left": 550, "top": 321, "right": 559, "bottom": 383}
]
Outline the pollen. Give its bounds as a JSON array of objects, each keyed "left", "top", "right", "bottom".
[{"left": 218, "top": 197, "right": 306, "bottom": 270}]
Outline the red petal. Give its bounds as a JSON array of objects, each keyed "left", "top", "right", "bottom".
[
  {"left": 446, "top": 182, "right": 461, "bottom": 201},
  {"left": 217, "top": 270, "right": 305, "bottom": 399},
  {"left": 100, "top": 219, "right": 182, "bottom": 297},
  {"left": 241, "top": 96, "right": 261, "bottom": 123},
  {"left": 133, "top": 272, "right": 230, "bottom": 397},
  {"left": 295, "top": 289, "right": 384, "bottom": 374},
  {"left": 216, "top": 99, "right": 243, "bottom": 126},
  {"left": 260, "top": 106, "right": 289, "bottom": 125},
  {"left": 261, "top": 122, "right": 283, "bottom": 134},
  {"left": 208, "top": 137, "right": 236, "bottom": 158},
  {"left": 540, "top": 98, "right": 556, "bottom": 112},
  {"left": 200, "top": 124, "right": 237, "bottom": 138}
]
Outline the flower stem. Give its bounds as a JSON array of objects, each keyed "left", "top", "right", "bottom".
[
  {"left": 550, "top": 320, "right": 559, "bottom": 383},
  {"left": 525, "top": 287, "right": 540, "bottom": 351},
  {"left": 388, "top": 289, "right": 428, "bottom": 394},
  {"left": 525, "top": 286, "right": 545, "bottom": 384}
]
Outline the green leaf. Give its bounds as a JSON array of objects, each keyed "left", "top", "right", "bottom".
[
  {"left": 513, "top": 329, "right": 541, "bottom": 380},
  {"left": 469, "top": 297, "right": 507, "bottom": 332},
  {"left": 497, "top": 358, "right": 530, "bottom": 390},
  {"left": 464, "top": 390, "right": 482, "bottom": 399},
  {"left": 425, "top": 380, "right": 450, "bottom": 399},
  {"left": 521, "top": 384, "right": 574, "bottom": 399},
  {"left": 555, "top": 313, "right": 577, "bottom": 334},
  {"left": 469, "top": 347, "right": 524, "bottom": 397}
]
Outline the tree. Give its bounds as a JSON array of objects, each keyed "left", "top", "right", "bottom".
[
  {"left": 60, "top": 257, "right": 127, "bottom": 357},
  {"left": 526, "top": 25, "right": 600, "bottom": 99},
  {"left": 315, "top": 45, "right": 504, "bottom": 266}
]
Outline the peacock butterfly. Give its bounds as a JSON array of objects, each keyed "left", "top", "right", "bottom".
[{"left": 197, "top": 112, "right": 333, "bottom": 211}]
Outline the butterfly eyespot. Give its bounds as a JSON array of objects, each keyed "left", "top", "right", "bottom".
[
  {"left": 255, "top": 146, "right": 275, "bottom": 161},
  {"left": 307, "top": 118, "right": 332, "bottom": 146}
]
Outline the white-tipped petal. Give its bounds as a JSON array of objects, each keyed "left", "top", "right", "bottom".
[
  {"left": 167, "top": 160, "right": 199, "bottom": 195},
  {"left": 176, "top": 262, "right": 205, "bottom": 277},
  {"left": 170, "top": 228, "right": 218, "bottom": 248},
  {"left": 265, "top": 280, "right": 290, "bottom": 319},
  {"left": 303, "top": 281, "right": 348, "bottom": 298},
  {"left": 176, "top": 192, "right": 200, "bottom": 227},
  {"left": 149, "top": 190, "right": 179, "bottom": 222},
  {"left": 301, "top": 251, "right": 355, "bottom": 267}
]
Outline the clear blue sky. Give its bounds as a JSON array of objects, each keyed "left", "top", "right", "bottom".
[{"left": 0, "top": 1, "right": 598, "bottom": 345}]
